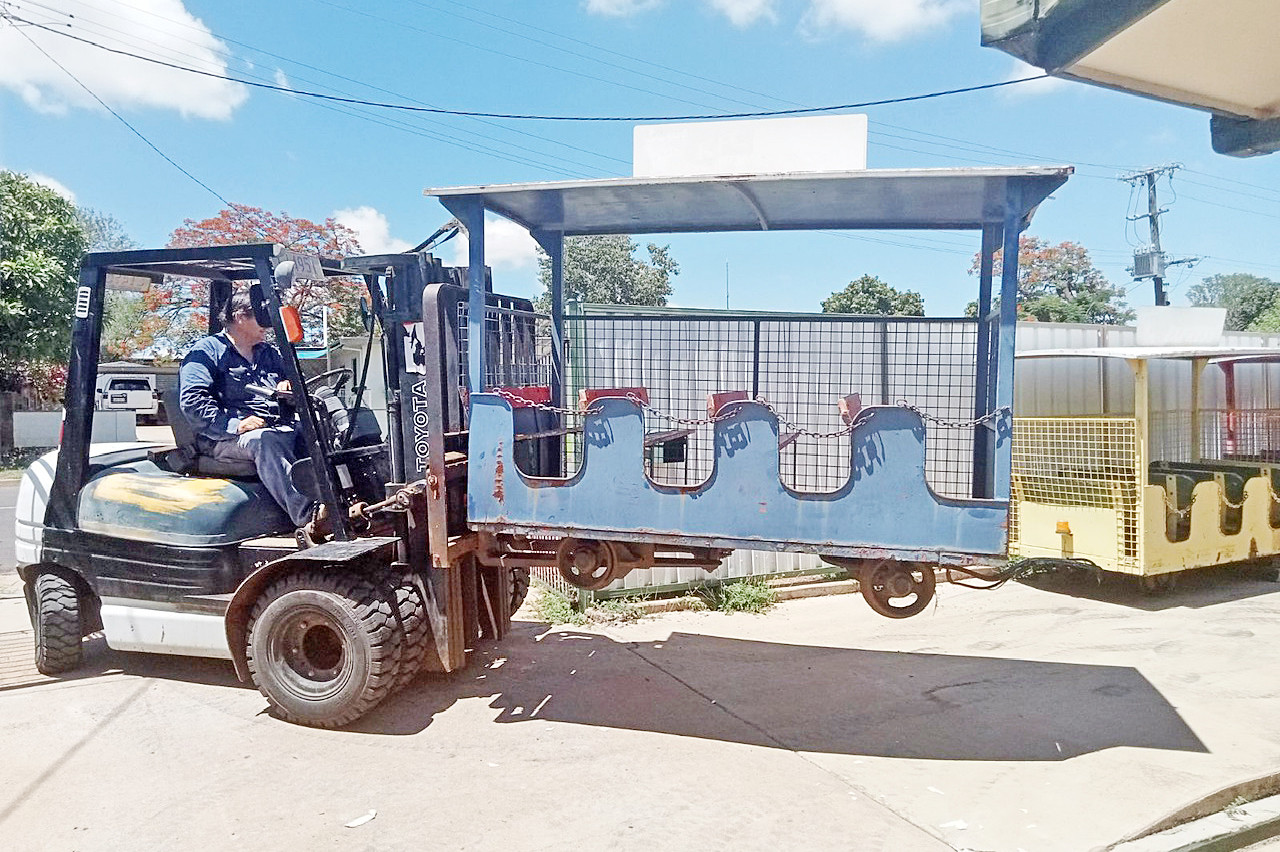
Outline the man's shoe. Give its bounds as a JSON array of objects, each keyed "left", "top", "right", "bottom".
[{"left": 304, "top": 503, "right": 331, "bottom": 543}]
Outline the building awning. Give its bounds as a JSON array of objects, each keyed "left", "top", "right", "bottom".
[
  {"left": 1018, "top": 346, "right": 1280, "bottom": 361},
  {"left": 426, "top": 167, "right": 1073, "bottom": 235},
  {"left": 981, "top": 0, "right": 1280, "bottom": 157}
]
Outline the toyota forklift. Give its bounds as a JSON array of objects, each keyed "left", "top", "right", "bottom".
[{"left": 16, "top": 243, "right": 538, "bottom": 727}]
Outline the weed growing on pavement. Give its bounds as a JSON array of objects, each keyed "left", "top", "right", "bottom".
[
  {"left": 589, "top": 597, "right": 646, "bottom": 624},
  {"left": 531, "top": 586, "right": 587, "bottom": 626},
  {"left": 699, "top": 577, "right": 776, "bottom": 614}
]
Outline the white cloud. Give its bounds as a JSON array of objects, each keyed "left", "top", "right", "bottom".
[
  {"left": 333, "top": 206, "right": 412, "bottom": 255},
  {"left": 273, "top": 68, "right": 292, "bottom": 91},
  {"left": 584, "top": 0, "right": 664, "bottom": 17},
  {"left": 26, "top": 172, "right": 76, "bottom": 202},
  {"left": 449, "top": 217, "right": 540, "bottom": 272},
  {"left": 1003, "top": 58, "right": 1070, "bottom": 97},
  {"left": 708, "top": 0, "right": 776, "bottom": 27},
  {"left": 799, "top": 0, "right": 967, "bottom": 42},
  {"left": 0, "top": 0, "right": 248, "bottom": 120}
]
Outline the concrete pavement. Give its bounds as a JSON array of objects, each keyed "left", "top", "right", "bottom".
[{"left": 3, "top": 565, "right": 1280, "bottom": 851}]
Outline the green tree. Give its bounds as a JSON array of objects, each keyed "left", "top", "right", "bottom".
[
  {"left": 1187, "top": 272, "right": 1280, "bottom": 332},
  {"left": 821, "top": 274, "right": 924, "bottom": 315},
  {"left": 0, "top": 171, "right": 87, "bottom": 372},
  {"left": 0, "top": 171, "right": 88, "bottom": 449},
  {"left": 75, "top": 208, "right": 148, "bottom": 358},
  {"left": 535, "top": 235, "right": 677, "bottom": 311},
  {"left": 967, "top": 235, "right": 1133, "bottom": 324},
  {"left": 77, "top": 208, "right": 137, "bottom": 253}
]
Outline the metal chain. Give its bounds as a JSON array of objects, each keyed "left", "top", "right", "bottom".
[
  {"left": 895, "top": 400, "right": 1011, "bottom": 429},
  {"left": 1220, "top": 489, "right": 1248, "bottom": 510},
  {"left": 494, "top": 388, "right": 598, "bottom": 417},
  {"left": 1163, "top": 490, "right": 1194, "bottom": 517},
  {"left": 489, "top": 388, "right": 1009, "bottom": 440}
]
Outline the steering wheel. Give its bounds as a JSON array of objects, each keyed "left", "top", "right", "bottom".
[{"left": 304, "top": 367, "right": 353, "bottom": 394}]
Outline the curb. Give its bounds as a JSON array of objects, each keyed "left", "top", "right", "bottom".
[
  {"left": 1109, "top": 772, "right": 1280, "bottom": 852},
  {"left": 620, "top": 577, "right": 859, "bottom": 615},
  {"left": 1110, "top": 791, "right": 1280, "bottom": 851}
]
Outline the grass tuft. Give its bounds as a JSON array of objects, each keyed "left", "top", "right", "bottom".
[
  {"left": 699, "top": 577, "right": 776, "bottom": 614},
  {"left": 531, "top": 586, "right": 587, "bottom": 626}
]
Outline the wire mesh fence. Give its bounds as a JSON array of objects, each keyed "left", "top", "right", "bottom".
[
  {"left": 456, "top": 306, "right": 986, "bottom": 499},
  {"left": 1009, "top": 418, "right": 1140, "bottom": 570},
  {"left": 568, "top": 314, "right": 982, "bottom": 497}
]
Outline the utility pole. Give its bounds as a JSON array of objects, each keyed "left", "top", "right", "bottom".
[{"left": 1120, "top": 165, "right": 1197, "bottom": 306}]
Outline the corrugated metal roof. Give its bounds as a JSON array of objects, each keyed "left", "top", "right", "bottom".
[
  {"left": 1018, "top": 346, "right": 1280, "bottom": 361},
  {"left": 426, "top": 167, "right": 1073, "bottom": 235}
]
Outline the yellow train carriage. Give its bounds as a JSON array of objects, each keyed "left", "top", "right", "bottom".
[{"left": 1011, "top": 346, "right": 1280, "bottom": 590}]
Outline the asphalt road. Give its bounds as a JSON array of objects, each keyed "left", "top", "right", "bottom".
[{"left": 5, "top": 569, "right": 1280, "bottom": 851}]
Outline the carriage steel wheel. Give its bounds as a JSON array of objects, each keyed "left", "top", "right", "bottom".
[
  {"left": 246, "top": 570, "right": 401, "bottom": 728},
  {"left": 858, "top": 560, "right": 936, "bottom": 619}
]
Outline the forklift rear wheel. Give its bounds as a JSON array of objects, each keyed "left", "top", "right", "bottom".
[
  {"left": 33, "top": 572, "right": 83, "bottom": 675},
  {"left": 858, "top": 560, "right": 936, "bottom": 619},
  {"left": 510, "top": 567, "right": 531, "bottom": 613},
  {"left": 1140, "top": 573, "right": 1176, "bottom": 595},
  {"left": 246, "top": 570, "right": 402, "bottom": 728}
]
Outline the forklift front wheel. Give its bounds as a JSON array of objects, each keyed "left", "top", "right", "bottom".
[
  {"left": 246, "top": 570, "right": 402, "bottom": 728},
  {"left": 33, "top": 572, "right": 83, "bottom": 675},
  {"left": 858, "top": 560, "right": 936, "bottom": 619}
]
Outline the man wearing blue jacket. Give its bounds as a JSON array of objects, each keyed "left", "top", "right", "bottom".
[{"left": 178, "top": 291, "right": 315, "bottom": 527}]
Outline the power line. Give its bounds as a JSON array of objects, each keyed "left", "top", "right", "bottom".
[
  {"left": 16, "top": 0, "right": 625, "bottom": 175},
  {"left": 6, "top": 14, "right": 1048, "bottom": 122},
  {"left": 8, "top": 18, "right": 246, "bottom": 221}
]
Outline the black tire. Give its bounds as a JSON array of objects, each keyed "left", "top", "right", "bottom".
[
  {"left": 33, "top": 572, "right": 83, "bottom": 675},
  {"left": 510, "top": 566, "right": 531, "bottom": 613},
  {"left": 378, "top": 567, "right": 430, "bottom": 693},
  {"left": 246, "top": 570, "right": 402, "bottom": 728}
]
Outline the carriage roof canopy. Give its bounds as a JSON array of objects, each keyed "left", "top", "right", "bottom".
[{"left": 426, "top": 167, "right": 1073, "bottom": 235}]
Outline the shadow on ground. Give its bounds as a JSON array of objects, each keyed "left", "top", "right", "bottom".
[
  {"left": 1017, "top": 561, "right": 1280, "bottom": 611},
  {"left": 0, "top": 634, "right": 250, "bottom": 693},
  {"left": 9, "top": 617, "right": 1213, "bottom": 761},
  {"left": 349, "top": 621, "right": 1208, "bottom": 760}
]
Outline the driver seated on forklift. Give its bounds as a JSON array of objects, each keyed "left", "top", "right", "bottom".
[{"left": 177, "top": 291, "right": 317, "bottom": 530}]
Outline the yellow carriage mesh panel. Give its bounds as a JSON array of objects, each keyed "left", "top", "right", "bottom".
[{"left": 1011, "top": 418, "right": 1140, "bottom": 570}]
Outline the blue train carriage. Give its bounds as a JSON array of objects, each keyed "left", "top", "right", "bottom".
[
  {"left": 1011, "top": 340, "right": 1280, "bottom": 593},
  {"left": 428, "top": 166, "right": 1073, "bottom": 616}
]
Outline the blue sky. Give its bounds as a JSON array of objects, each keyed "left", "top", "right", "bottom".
[{"left": 2, "top": 0, "right": 1278, "bottom": 317}]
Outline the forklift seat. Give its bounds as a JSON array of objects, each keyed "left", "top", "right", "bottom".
[{"left": 148, "top": 389, "right": 258, "bottom": 478}]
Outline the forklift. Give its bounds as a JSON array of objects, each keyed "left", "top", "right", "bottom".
[{"left": 16, "top": 243, "right": 534, "bottom": 727}]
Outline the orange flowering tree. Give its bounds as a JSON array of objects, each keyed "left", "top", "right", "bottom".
[
  {"left": 968, "top": 235, "right": 1133, "bottom": 324},
  {"left": 119, "top": 204, "right": 366, "bottom": 357}
]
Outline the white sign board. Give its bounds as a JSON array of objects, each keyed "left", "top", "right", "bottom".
[
  {"left": 1135, "top": 306, "right": 1227, "bottom": 347},
  {"left": 633, "top": 114, "right": 868, "bottom": 178},
  {"left": 105, "top": 273, "right": 151, "bottom": 293}
]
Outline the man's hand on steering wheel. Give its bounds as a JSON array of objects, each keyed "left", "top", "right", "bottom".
[{"left": 237, "top": 415, "right": 268, "bottom": 434}]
